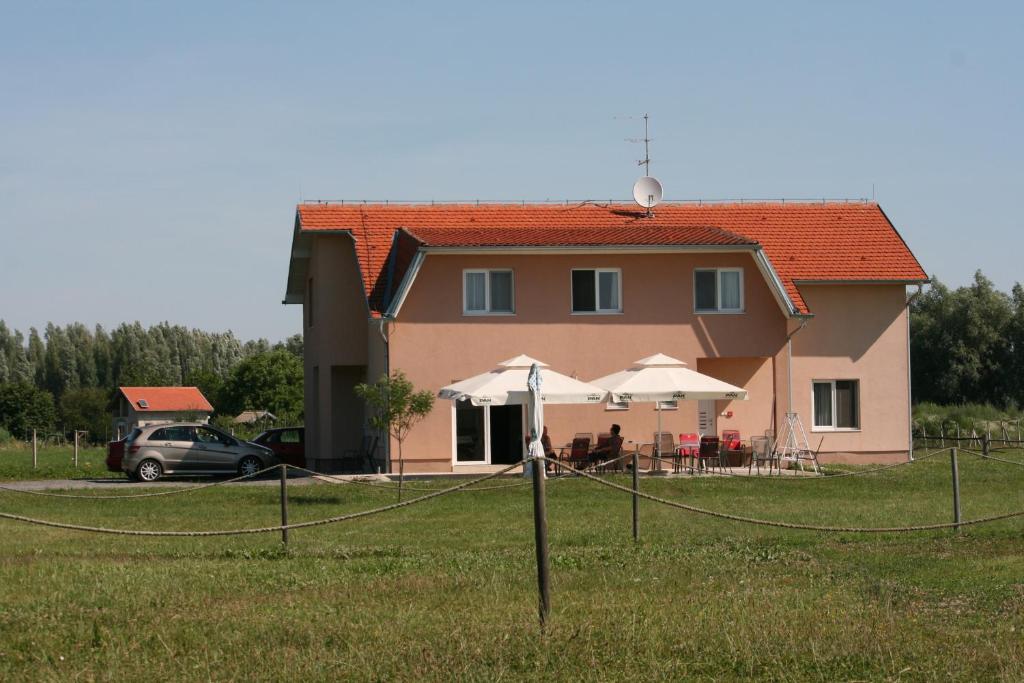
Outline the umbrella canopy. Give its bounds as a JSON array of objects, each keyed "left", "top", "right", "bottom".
[
  {"left": 590, "top": 353, "right": 748, "bottom": 403},
  {"left": 439, "top": 355, "right": 607, "bottom": 406}
]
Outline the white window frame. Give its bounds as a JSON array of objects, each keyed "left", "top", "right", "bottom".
[
  {"left": 656, "top": 400, "right": 679, "bottom": 411},
  {"left": 693, "top": 267, "right": 744, "bottom": 314},
  {"left": 462, "top": 269, "right": 515, "bottom": 316},
  {"left": 570, "top": 268, "right": 623, "bottom": 315},
  {"left": 811, "top": 379, "right": 861, "bottom": 432},
  {"left": 606, "top": 399, "right": 630, "bottom": 411},
  {"left": 450, "top": 403, "right": 528, "bottom": 465}
]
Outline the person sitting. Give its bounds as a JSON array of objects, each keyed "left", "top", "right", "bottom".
[
  {"left": 589, "top": 424, "right": 623, "bottom": 465},
  {"left": 526, "top": 426, "right": 558, "bottom": 471}
]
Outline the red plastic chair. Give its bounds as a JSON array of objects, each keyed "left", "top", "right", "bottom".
[{"left": 721, "top": 429, "right": 742, "bottom": 451}]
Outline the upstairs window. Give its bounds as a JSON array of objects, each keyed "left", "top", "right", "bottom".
[
  {"left": 694, "top": 268, "right": 743, "bottom": 313},
  {"left": 813, "top": 380, "right": 860, "bottom": 430},
  {"left": 572, "top": 269, "right": 621, "bottom": 313},
  {"left": 463, "top": 270, "right": 514, "bottom": 315}
]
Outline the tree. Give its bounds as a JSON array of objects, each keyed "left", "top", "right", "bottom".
[
  {"left": 59, "top": 387, "right": 113, "bottom": 443},
  {"left": 354, "top": 370, "right": 435, "bottom": 498},
  {"left": 219, "top": 349, "right": 303, "bottom": 417},
  {"left": 0, "top": 383, "right": 56, "bottom": 439}
]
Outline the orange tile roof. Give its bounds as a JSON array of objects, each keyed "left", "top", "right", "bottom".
[
  {"left": 295, "top": 202, "right": 927, "bottom": 315},
  {"left": 119, "top": 387, "right": 214, "bottom": 413}
]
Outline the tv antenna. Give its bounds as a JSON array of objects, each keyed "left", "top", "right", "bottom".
[{"left": 625, "top": 113, "right": 663, "bottom": 216}]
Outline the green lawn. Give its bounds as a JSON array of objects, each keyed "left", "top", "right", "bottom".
[
  {"left": 0, "top": 445, "right": 109, "bottom": 481},
  {"left": 1, "top": 450, "right": 1023, "bottom": 681}
]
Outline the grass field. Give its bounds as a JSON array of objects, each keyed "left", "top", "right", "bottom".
[
  {"left": 1, "top": 448, "right": 1024, "bottom": 681},
  {"left": 0, "top": 445, "right": 109, "bottom": 481}
]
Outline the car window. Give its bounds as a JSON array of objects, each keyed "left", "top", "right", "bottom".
[
  {"left": 280, "top": 430, "right": 300, "bottom": 444},
  {"left": 196, "top": 426, "right": 232, "bottom": 445},
  {"left": 263, "top": 431, "right": 281, "bottom": 444},
  {"left": 164, "top": 426, "right": 195, "bottom": 442},
  {"left": 149, "top": 428, "right": 167, "bottom": 441}
]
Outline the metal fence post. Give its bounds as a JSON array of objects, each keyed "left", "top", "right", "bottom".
[
  {"left": 531, "top": 455, "right": 551, "bottom": 627},
  {"left": 280, "top": 464, "right": 289, "bottom": 546},
  {"left": 32, "top": 430, "right": 37, "bottom": 469},
  {"left": 950, "top": 447, "right": 961, "bottom": 532},
  {"left": 74, "top": 431, "right": 79, "bottom": 468},
  {"left": 632, "top": 447, "right": 639, "bottom": 542}
]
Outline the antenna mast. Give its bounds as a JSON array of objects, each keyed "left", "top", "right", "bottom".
[{"left": 638, "top": 113, "right": 651, "bottom": 176}]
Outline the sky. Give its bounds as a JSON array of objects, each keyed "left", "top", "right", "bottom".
[{"left": 1, "top": 1, "right": 1022, "bottom": 342}]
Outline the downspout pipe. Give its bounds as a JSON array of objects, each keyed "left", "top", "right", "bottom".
[
  {"left": 377, "top": 315, "right": 392, "bottom": 473},
  {"left": 786, "top": 316, "right": 812, "bottom": 415},
  {"left": 905, "top": 284, "right": 924, "bottom": 460}
]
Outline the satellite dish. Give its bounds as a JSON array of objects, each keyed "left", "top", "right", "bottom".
[{"left": 633, "top": 176, "right": 664, "bottom": 209}]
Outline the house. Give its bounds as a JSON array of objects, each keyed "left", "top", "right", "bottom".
[
  {"left": 113, "top": 386, "right": 214, "bottom": 437},
  {"left": 283, "top": 201, "right": 927, "bottom": 472},
  {"left": 234, "top": 410, "right": 278, "bottom": 425}
]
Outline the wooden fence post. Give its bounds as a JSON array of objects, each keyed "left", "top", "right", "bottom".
[
  {"left": 531, "top": 455, "right": 551, "bottom": 627},
  {"left": 632, "top": 447, "right": 640, "bottom": 542},
  {"left": 950, "top": 447, "right": 961, "bottom": 532},
  {"left": 280, "top": 464, "right": 289, "bottom": 546},
  {"left": 74, "top": 431, "right": 79, "bottom": 468},
  {"left": 32, "top": 429, "right": 37, "bottom": 469},
  {"left": 982, "top": 433, "right": 990, "bottom": 458}
]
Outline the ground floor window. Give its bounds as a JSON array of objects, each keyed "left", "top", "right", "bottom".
[{"left": 812, "top": 380, "right": 859, "bottom": 430}]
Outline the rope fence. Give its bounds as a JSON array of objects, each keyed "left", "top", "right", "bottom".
[
  {"left": 0, "top": 462, "right": 524, "bottom": 537},
  {"left": 537, "top": 455, "right": 1024, "bottom": 533},
  {"left": 0, "top": 465, "right": 283, "bottom": 500}
]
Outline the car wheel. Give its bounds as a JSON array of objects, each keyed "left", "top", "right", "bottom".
[
  {"left": 136, "top": 459, "right": 162, "bottom": 482},
  {"left": 238, "top": 456, "right": 263, "bottom": 478}
]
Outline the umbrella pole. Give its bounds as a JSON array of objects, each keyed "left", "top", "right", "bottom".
[{"left": 652, "top": 402, "right": 663, "bottom": 473}]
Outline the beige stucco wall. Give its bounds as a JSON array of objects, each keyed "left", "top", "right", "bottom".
[
  {"left": 388, "top": 251, "right": 790, "bottom": 470},
  {"left": 790, "top": 284, "right": 911, "bottom": 461},
  {"left": 303, "top": 235, "right": 370, "bottom": 465}
]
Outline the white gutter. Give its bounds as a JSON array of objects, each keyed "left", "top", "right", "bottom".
[
  {"left": 384, "top": 250, "right": 426, "bottom": 318},
  {"left": 752, "top": 247, "right": 799, "bottom": 318}
]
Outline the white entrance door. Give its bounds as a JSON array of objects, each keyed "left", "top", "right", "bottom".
[{"left": 698, "top": 400, "right": 717, "bottom": 437}]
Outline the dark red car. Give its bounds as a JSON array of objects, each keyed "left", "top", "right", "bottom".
[{"left": 251, "top": 427, "right": 305, "bottom": 468}]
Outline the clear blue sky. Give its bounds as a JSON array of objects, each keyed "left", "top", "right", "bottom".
[{"left": 1, "top": 1, "right": 1021, "bottom": 342}]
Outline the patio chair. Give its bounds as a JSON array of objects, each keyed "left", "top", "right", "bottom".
[
  {"left": 748, "top": 435, "right": 777, "bottom": 475},
  {"left": 696, "top": 436, "right": 722, "bottom": 474},
  {"left": 653, "top": 432, "right": 675, "bottom": 471},
  {"left": 338, "top": 434, "right": 379, "bottom": 473},
  {"left": 597, "top": 436, "right": 626, "bottom": 473},
  {"left": 676, "top": 433, "right": 701, "bottom": 473},
  {"left": 567, "top": 436, "right": 591, "bottom": 470},
  {"left": 721, "top": 429, "right": 741, "bottom": 452}
]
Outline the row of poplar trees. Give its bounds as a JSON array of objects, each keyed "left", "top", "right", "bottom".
[{"left": 0, "top": 321, "right": 303, "bottom": 443}]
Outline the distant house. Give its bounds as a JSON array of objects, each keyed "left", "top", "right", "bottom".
[
  {"left": 113, "top": 386, "right": 214, "bottom": 437},
  {"left": 234, "top": 410, "right": 278, "bottom": 425},
  {"left": 284, "top": 201, "right": 928, "bottom": 472}
]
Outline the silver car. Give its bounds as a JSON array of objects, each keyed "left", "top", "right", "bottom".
[{"left": 122, "top": 423, "right": 278, "bottom": 482}]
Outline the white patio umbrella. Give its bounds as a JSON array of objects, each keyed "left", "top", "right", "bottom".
[
  {"left": 590, "top": 353, "right": 748, "bottom": 470},
  {"left": 439, "top": 355, "right": 607, "bottom": 406}
]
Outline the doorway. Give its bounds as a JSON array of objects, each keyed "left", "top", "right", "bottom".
[
  {"left": 452, "top": 403, "right": 524, "bottom": 465},
  {"left": 489, "top": 405, "right": 524, "bottom": 464},
  {"left": 698, "top": 400, "right": 717, "bottom": 437}
]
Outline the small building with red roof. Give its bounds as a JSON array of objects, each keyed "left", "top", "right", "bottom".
[
  {"left": 114, "top": 386, "right": 214, "bottom": 436},
  {"left": 284, "top": 201, "right": 927, "bottom": 472}
]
